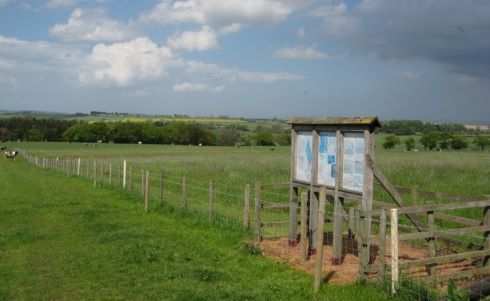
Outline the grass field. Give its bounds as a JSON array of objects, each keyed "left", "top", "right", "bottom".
[{"left": 0, "top": 152, "right": 398, "bottom": 300}]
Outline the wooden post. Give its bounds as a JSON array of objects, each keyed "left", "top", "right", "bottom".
[
  {"left": 391, "top": 208, "right": 399, "bottom": 295},
  {"left": 289, "top": 186, "right": 299, "bottom": 246},
  {"left": 244, "top": 184, "right": 251, "bottom": 228},
  {"left": 361, "top": 129, "right": 375, "bottom": 274},
  {"left": 109, "top": 163, "right": 112, "bottom": 185},
  {"left": 427, "top": 210, "right": 436, "bottom": 283},
  {"left": 93, "top": 160, "right": 97, "bottom": 188},
  {"left": 484, "top": 203, "right": 490, "bottom": 266},
  {"left": 378, "top": 208, "right": 387, "bottom": 284},
  {"left": 359, "top": 211, "right": 368, "bottom": 280},
  {"left": 300, "top": 192, "right": 309, "bottom": 262},
  {"left": 314, "top": 187, "right": 327, "bottom": 293},
  {"left": 144, "top": 171, "right": 149, "bottom": 213},
  {"left": 182, "top": 176, "right": 187, "bottom": 209},
  {"left": 77, "top": 158, "right": 81, "bottom": 176},
  {"left": 411, "top": 186, "right": 418, "bottom": 206},
  {"left": 332, "top": 130, "right": 344, "bottom": 264},
  {"left": 348, "top": 207, "right": 355, "bottom": 239},
  {"left": 123, "top": 160, "right": 127, "bottom": 189},
  {"left": 208, "top": 180, "right": 214, "bottom": 222},
  {"left": 309, "top": 130, "right": 320, "bottom": 252},
  {"left": 128, "top": 165, "right": 133, "bottom": 192},
  {"left": 254, "top": 181, "right": 262, "bottom": 243},
  {"left": 159, "top": 172, "right": 164, "bottom": 206}
]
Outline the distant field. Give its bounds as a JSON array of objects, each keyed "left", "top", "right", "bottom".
[{"left": 0, "top": 148, "right": 398, "bottom": 300}]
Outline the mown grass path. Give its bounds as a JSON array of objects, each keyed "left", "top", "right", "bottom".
[{"left": 0, "top": 157, "right": 396, "bottom": 300}]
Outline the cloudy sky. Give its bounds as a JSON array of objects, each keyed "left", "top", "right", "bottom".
[{"left": 0, "top": 0, "right": 489, "bottom": 123}]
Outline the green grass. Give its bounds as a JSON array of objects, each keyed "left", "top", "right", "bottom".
[{"left": 0, "top": 154, "right": 397, "bottom": 300}]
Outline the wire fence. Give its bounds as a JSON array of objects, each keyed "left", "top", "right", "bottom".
[{"left": 19, "top": 150, "right": 490, "bottom": 300}]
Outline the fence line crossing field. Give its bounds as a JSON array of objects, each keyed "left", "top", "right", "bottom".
[{"left": 0, "top": 150, "right": 398, "bottom": 300}]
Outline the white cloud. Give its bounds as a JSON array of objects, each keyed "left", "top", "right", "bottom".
[
  {"left": 173, "top": 82, "right": 224, "bottom": 92},
  {"left": 0, "top": 0, "right": 12, "bottom": 7},
  {"left": 50, "top": 8, "right": 136, "bottom": 42},
  {"left": 80, "top": 37, "right": 176, "bottom": 86},
  {"left": 166, "top": 26, "right": 218, "bottom": 52},
  {"left": 273, "top": 45, "right": 328, "bottom": 60},
  {"left": 141, "top": 0, "right": 293, "bottom": 27},
  {"left": 45, "top": 0, "right": 78, "bottom": 8},
  {"left": 185, "top": 60, "right": 303, "bottom": 82},
  {"left": 296, "top": 27, "right": 305, "bottom": 37},
  {"left": 218, "top": 23, "right": 244, "bottom": 35},
  {"left": 310, "top": 3, "right": 347, "bottom": 18}
]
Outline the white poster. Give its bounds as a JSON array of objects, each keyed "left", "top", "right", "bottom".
[
  {"left": 343, "top": 132, "right": 365, "bottom": 192},
  {"left": 295, "top": 132, "right": 313, "bottom": 182},
  {"left": 317, "top": 132, "right": 337, "bottom": 186}
]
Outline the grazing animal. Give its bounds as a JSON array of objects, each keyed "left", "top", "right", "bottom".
[
  {"left": 4, "top": 150, "right": 18, "bottom": 160},
  {"left": 0, "top": 146, "right": 6, "bottom": 151}
]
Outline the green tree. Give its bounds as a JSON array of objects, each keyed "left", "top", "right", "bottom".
[
  {"left": 420, "top": 132, "right": 440, "bottom": 150},
  {"left": 438, "top": 132, "right": 453, "bottom": 150},
  {"left": 217, "top": 127, "right": 241, "bottom": 146},
  {"left": 450, "top": 135, "right": 468, "bottom": 150},
  {"left": 254, "top": 131, "right": 275, "bottom": 146},
  {"left": 26, "top": 128, "right": 43, "bottom": 141},
  {"left": 404, "top": 137, "right": 416, "bottom": 151},
  {"left": 474, "top": 135, "right": 490, "bottom": 152},
  {"left": 382, "top": 135, "right": 400, "bottom": 149}
]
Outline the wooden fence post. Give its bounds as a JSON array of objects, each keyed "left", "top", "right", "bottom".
[
  {"left": 427, "top": 210, "right": 436, "bottom": 283},
  {"left": 391, "top": 208, "right": 399, "bottom": 295},
  {"left": 301, "top": 192, "right": 309, "bottom": 262},
  {"left": 378, "top": 208, "right": 387, "bottom": 284},
  {"left": 159, "top": 172, "right": 164, "bottom": 206},
  {"left": 484, "top": 201, "right": 490, "bottom": 266},
  {"left": 141, "top": 170, "right": 145, "bottom": 197},
  {"left": 289, "top": 186, "right": 299, "bottom": 245},
  {"left": 66, "top": 159, "right": 70, "bottom": 177},
  {"left": 93, "top": 160, "right": 97, "bottom": 188},
  {"left": 208, "top": 180, "right": 214, "bottom": 222},
  {"left": 244, "top": 184, "right": 251, "bottom": 228},
  {"left": 144, "top": 171, "right": 149, "bottom": 213},
  {"left": 123, "top": 160, "right": 127, "bottom": 189},
  {"left": 254, "top": 181, "right": 262, "bottom": 243},
  {"left": 182, "top": 176, "right": 187, "bottom": 209},
  {"left": 314, "top": 187, "right": 327, "bottom": 293},
  {"left": 77, "top": 158, "right": 81, "bottom": 176}
]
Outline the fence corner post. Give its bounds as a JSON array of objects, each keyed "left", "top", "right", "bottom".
[
  {"left": 390, "top": 208, "right": 399, "bottom": 295},
  {"left": 314, "top": 187, "right": 327, "bottom": 293}
]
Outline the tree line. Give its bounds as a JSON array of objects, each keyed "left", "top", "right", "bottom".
[
  {"left": 380, "top": 120, "right": 470, "bottom": 135},
  {"left": 0, "top": 117, "right": 289, "bottom": 146},
  {"left": 383, "top": 132, "right": 489, "bottom": 151}
]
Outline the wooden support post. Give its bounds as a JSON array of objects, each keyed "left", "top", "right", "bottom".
[
  {"left": 483, "top": 204, "right": 490, "bottom": 266},
  {"left": 182, "top": 176, "right": 187, "bottom": 209},
  {"left": 208, "top": 180, "right": 214, "bottom": 222},
  {"left": 309, "top": 130, "right": 320, "bottom": 253},
  {"left": 411, "top": 186, "right": 418, "bottom": 206},
  {"left": 300, "top": 192, "right": 309, "bottom": 262},
  {"left": 314, "top": 187, "right": 327, "bottom": 293},
  {"left": 359, "top": 211, "right": 368, "bottom": 280},
  {"left": 109, "top": 163, "right": 112, "bottom": 185},
  {"left": 391, "top": 208, "right": 399, "bottom": 295},
  {"left": 128, "top": 165, "right": 132, "bottom": 191},
  {"left": 93, "top": 160, "right": 97, "bottom": 188},
  {"left": 144, "top": 171, "right": 149, "bottom": 213},
  {"left": 427, "top": 210, "right": 436, "bottom": 283},
  {"left": 377, "top": 208, "right": 387, "bottom": 284},
  {"left": 348, "top": 207, "right": 355, "bottom": 239},
  {"left": 159, "top": 172, "right": 164, "bottom": 206},
  {"left": 77, "top": 158, "right": 81, "bottom": 176},
  {"left": 332, "top": 130, "right": 344, "bottom": 264},
  {"left": 254, "top": 181, "right": 262, "bottom": 244},
  {"left": 244, "top": 184, "right": 251, "bottom": 228},
  {"left": 123, "top": 160, "right": 127, "bottom": 189},
  {"left": 289, "top": 186, "right": 299, "bottom": 246},
  {"left": 361, "top": 129, "right": 375, "bottom": 272}
]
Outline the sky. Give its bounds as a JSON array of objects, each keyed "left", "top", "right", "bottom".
[{"left": 0, "top": 0, "right": 489, "bottom": 124}]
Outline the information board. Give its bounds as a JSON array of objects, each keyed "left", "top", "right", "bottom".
[
  {"left": 342, "top": 132, "right": 365, "bottom": 192},
  {"left": 317, "top": 132, "right": 337, "bottom": 186},
  {"left": 295, "top": 132, "right": 312, "bottom": 182}
]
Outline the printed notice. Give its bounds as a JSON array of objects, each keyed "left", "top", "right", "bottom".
[
  {"left": 343, "top": 132, "right": 365, "bottom": 192},
  {"left": 317, "top": 132, "right": 337, "bottom": 186},
  {"left": 295, "top": 132, "right": 313, "bottom": 182}
]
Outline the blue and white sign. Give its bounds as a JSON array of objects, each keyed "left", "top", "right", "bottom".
[
  {"left": 343, "top": 132, "right": 365, "bottom": 192},
  {"left": 317, "top": 132, "right": 337, "bottom": 186},
  {"left": 295, "top": 132, "right": 313, "bottom": 182}
]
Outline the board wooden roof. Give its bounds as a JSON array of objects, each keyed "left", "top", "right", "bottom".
[{"left": 287, "top": 116, "right": 381, "bottom": 127}]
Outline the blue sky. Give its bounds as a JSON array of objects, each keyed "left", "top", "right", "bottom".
[{"left": 0, "top": 0, "right": 489, "bottom": 123}]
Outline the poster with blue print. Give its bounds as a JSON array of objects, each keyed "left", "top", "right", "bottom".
[
  {"left": 343, "top": 132, "right": 365, "bottom": 192},
  {"left": 295, "top": 132, "right": 312, "bottom": 182},
  {"left": 317, "top": 132, "right": 337, "bottom": 186}
]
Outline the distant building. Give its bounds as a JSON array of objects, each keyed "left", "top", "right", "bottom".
[{"left": 464, "top": 124, "right": 490, "bottom": 131}]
